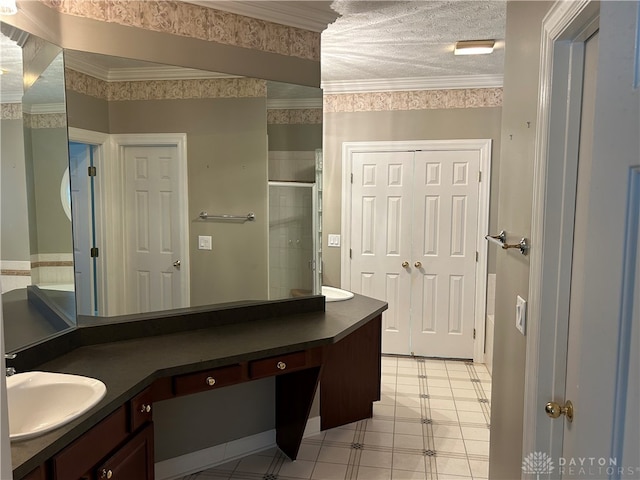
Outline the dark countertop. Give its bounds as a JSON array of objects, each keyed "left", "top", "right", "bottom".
[{"left": 10, "top": 293, "right": 387, "bottom": 479}]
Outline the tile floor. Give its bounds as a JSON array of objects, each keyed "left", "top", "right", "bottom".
[{"left": 181, "top": 356, "right": 491, "bottom": 480}]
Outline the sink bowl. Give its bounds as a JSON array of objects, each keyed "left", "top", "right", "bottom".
[
  {"left": 322, "top": 286, "right": 355, "bottom": 302},
  {"left": 7, "top": 371, "right": 106, "bottom": 441}
]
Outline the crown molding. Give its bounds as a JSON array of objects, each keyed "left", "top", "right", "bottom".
[
  {"left": 321, "top": 75, "right": 504, "bottom": 94},
  {"left": 267, "top": 98, "right": 322, "bottom": 109},
  {"left": 65, "top": 56, "right": 238, "bottom": 83},
  {"left": 183, "top": 1, "right": 338, "bottom": 33}
]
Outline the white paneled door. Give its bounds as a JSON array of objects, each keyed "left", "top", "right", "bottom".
[
  {"left": 351, "top": 151, "right": 414, "bottom": 354},
  {"left": 124, "top": 145, "right": 186, "bottom": 314},
  {"left": 350, "top": 148, "right": 480, "bottom": 358}
]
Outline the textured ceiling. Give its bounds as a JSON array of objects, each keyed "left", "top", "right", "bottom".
[
  {"left": 321, "top": 0, "right": 506, "bottom": 86},
  {"left": 1, "top": 1, "right": 507, "bottom": 103}
]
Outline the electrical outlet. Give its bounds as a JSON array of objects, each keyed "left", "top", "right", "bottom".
[{"left": 516, "top": 295, "right": 527, "bottom": 335}]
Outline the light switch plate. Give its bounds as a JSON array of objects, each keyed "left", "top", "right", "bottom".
[
  {"left": 516, "top": 295, "right": 527, "bottom": 335},
  {"left": 198, "top": 235, "right": 212, "bottom": 250},
  {"left": 328, "top": 234, "right": 341, "bottom": 247}
]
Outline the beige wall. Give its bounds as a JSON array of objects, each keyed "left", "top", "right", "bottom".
[
  {"left": 0, "top": 119, "right": 30, "bottom": 261},
  {"left": 28, "top": 126, "right": 74, "bottom": 255},
  {"left": 322, "top": 107, "right": 502, "bottom": 286},
  {"left": 67, "top": 93, "right": 270, "bottom": 306},
  {"left": 488, "top": 2, "right": 552, "bottom": 478}
]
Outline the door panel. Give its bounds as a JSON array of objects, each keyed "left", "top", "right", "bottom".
[
  {"left": 124, "top": 145, "right": 185, "bottom": 313},
  {"left": 350, "top": 148, "right": 480, "bottom": 358},
  {"left": 68, "top": 142, "right": 94, "bottom": 316},
  {"left": 350, "top": 151, "right": 413, "bottom": 354},
  {"left": 411, "top": 151, "right": 479, "bottom": 358}
]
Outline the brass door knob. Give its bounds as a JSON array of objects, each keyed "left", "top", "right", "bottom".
[
  {"left": 140, "top": 404, "right": 151, "bottom": 414},
  {"left": 173, "top": 260, "right": 181, "bottom": 269},
  {"left": 402, "top": 261, "right": 409, "bottom": 268},
  {"left": 414, "top": 261, "right": 422, "bottom": 268},
  {"left": 277, "top": 361, "right": 287, "bottom": 370},
  {"left": 101, "top": 469, "right": 113, "bottom": 479},
  {"left": 206, "top": 376, "right": 216, "bottom": 386},
  {"left": 545, "top": 400, "right": 573, "bottom": 422}
]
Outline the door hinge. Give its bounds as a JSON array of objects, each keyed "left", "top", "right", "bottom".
[
  {"left": 476, "top": 251, "right": 479, "bottom": 262},
  {"left": 351, "top": 173, "right": 354, "bottom": 184},
  {"left": 90, "top": 247, "right": 99, "bottom": 258},
  {"left": 88, "top": 166, "right": 97, "bottom": 177},
  {"left": 473, "top": 328, "right": 476, "bottom": 339},
  {"left": 349, "top": 248, "right": 352, "bottom": 259},
  {"left": 478, "top": 171, "right": 482, "bottom": 182}
]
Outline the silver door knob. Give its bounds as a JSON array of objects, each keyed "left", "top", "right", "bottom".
[
  {"left": 414, "top": 261, "right": 422, "bottom": 268},
  {"left": 402, "top": 261, "right": 409, "bottom": 268},
  {"left": 173, "top": 260, "right": 181, "bottom": 268}
]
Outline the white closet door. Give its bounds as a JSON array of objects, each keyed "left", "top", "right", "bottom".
[
  {"left": 411, "top": 150, "right": 479, "bottom": 358},
  {"left": 124, "top": 145, "right": 185, "bottom": 313},
  {"left": 350, "top": 151, "right": 414, "bottom": 354}
]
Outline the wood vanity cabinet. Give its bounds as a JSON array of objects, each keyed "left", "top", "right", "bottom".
[
  {"left": 17, "top": 314, "right": 383, "bottom": 479},
  {"left": 94, "top": 423, "right": 154, "bottom": 480},
  {"left": 49, "top": 389, "right": 155, "bottom": 480}
]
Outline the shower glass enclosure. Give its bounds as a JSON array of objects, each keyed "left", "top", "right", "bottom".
[{"left": 268, "top": 150, "right": 322, "bottom": 299}]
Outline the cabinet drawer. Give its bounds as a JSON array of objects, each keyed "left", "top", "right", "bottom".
[
  {"left": 249, "top": 351, "right": 308, "bottom": 379},
  {"left": 51, "top": 406, "right": 128, "bottom": 480},
  {"left": 129, "top": 386, "right": 153, "bottom": 432},
  {"left": 174, "top": 364, "right": 244, "bottom": 396}
]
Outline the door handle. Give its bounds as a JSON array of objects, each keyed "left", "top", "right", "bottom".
[
  {"left": 414, "top": 261, "right": 422, "bottom": 268},
  {"left": 173, "top": 260, "right": 181, "bottom": 269},
  {"left": 545, "top": 400, "right": 574, "bottom": 422},
  {"left": 402, "top": 261, "right": 409, "bottom": 268}
]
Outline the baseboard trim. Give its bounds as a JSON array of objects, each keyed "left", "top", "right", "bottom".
[{"left": 155, "top": 416, "right": 321, "bottom": 480}]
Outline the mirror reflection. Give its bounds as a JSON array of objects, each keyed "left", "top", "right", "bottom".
[
  {"left": 1, "top": 23, "right": 323, "bottom": 352},
  {"left": 63, "top": 50, "right": 323, "bottom": 317},
  {"left": 1, "top": 25, "right": 75, "bottom": 351}
]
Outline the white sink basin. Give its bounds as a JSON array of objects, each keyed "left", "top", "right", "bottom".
[
  {"left": 322, "top": 286, "right": 355, "bottom": 302},
  {"left": 7, "top": 371, "right": 107, "bottom": 441}
]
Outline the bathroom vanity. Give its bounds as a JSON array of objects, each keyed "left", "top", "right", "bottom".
[{"left": 10, "top": 294, "right": 387, "bottom": 480}]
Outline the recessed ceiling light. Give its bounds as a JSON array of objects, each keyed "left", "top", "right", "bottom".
[{"left": 454, "top": 40, "right": 495, "bottom": 56}]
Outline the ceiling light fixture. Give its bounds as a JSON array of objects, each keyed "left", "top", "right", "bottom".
[
  {"left": 454, "top": 40, "right": 495, "bottom": 56},
  {"left": 0, "top": 0, "right": 17, "bottom": 15}
]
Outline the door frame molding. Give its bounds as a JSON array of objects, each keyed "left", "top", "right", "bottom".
[
  {"left": 341, "top": 139, "right": 492, "bottom": 363},
  {"left": 523, "top": 0, "right": 598, "bottom": 462},
  {"left": 111, "top": 133, "right": 191, "bottom": 313}
]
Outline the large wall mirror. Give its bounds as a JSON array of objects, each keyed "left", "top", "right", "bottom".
[
  {"left": 1, "top": 15, "right": 323, "bottom": 352},
  {"left": 1, "top": 24, "right": 76, "bottom": 351}
]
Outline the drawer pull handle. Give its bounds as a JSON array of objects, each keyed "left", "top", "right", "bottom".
[
  {"left": 277, "top": 361, "right": 287, "bottom": 370},
  {"left": 206, "top": 376, "right": 216, "bottom": 386},
  {"left": 101, "top": 469, "right": 113, "bottom": 479},
  {"left": 140, "top": 404, "right": 151, "bottom": 414}
]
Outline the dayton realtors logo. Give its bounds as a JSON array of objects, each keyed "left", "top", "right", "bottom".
[{"left": 522, "top": 452, "right": 555, "bottom": 479}]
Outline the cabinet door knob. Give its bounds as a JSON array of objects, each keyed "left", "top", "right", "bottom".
[
  {"left": 101, "top": 469, "right": 113, "bottom": 479},
  {"left": 140, "top": 404, "right": 151, "bottom": 414},
  {"left": 414, "top": 261, "right": 422, "bottom": 268},
  {"left": 402, "top": 261, "right": 409, "bottom": 268},
  {"left": 206, "top": 376, "right": 216, "bottom": 386},
  {"left": 277, "top": 361, "right": 287, "bottom": 370}
]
